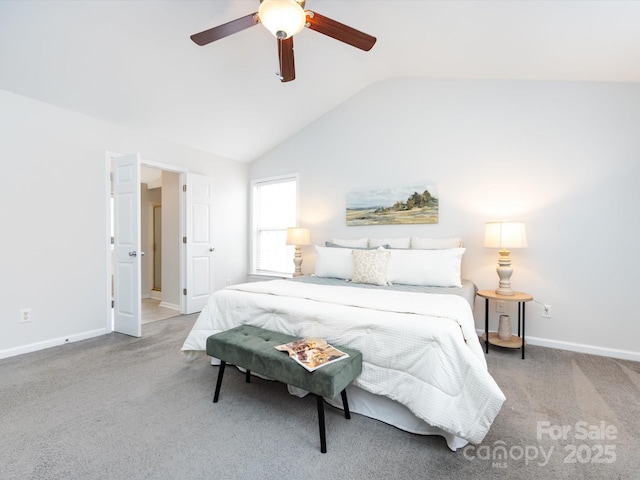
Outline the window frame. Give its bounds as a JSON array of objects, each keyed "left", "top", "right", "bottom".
[{"left": 250, "top": 173, "right": 299, "bottom": 277}]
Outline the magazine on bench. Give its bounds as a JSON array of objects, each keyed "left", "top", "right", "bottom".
[{"left": 275, "top": 338, "right": 349, "bottom": 372}]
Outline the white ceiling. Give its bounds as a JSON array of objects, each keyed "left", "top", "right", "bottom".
[{"left": 1, "top": 0, "right": 639, "bottom": 163}]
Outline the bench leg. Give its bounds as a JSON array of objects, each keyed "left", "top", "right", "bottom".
[
  {"left": 213, "top": 361, "right": 226, "bottom": 403},
  {"left": 316, "top": 394, "right": 327, "bottom": 454},
  {"left": 246, "top": 369, "right": 251, "bottom": 383},
  {"left": 340, "top": 390, "right": 351, "bottom": 419}
]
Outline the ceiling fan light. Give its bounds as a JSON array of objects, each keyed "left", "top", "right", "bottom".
[{"left": 258, "top": 0, "right": 306, "bottom": 39}]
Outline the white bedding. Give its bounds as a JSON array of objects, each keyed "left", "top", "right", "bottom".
[{"left": 181, "top": 279, "right": 505, "bottom": 446}]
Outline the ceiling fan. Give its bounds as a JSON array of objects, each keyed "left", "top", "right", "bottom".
[{"left": 190, "top": 0, "right": 377, "bottom": 82}]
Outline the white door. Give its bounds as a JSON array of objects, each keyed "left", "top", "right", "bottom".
[
  {"left": 185, "top": 173, "right": 216, "bottom": 314},
  {"left": 113, "top": 153, "right": 142, "bottom": 337}
]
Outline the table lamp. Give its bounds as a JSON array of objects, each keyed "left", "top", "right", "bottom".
[
  {"left": 484, "top": 221, "right": 527, "bottom": 296},
  {"left": 286, "top": 227, "right": 310, "bottom": 277}
]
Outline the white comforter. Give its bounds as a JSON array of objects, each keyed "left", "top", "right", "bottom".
[{"left": 181, "top": 280, "right": 505, "bottom": 444}]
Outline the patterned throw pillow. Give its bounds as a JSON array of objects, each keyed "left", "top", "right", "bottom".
[{"left": 351, "top": 247, "right": 390, "bottom": 286}]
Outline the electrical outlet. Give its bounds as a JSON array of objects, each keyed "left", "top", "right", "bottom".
[
  {"left": 496, "top": 301, "right": 506, "bottom": 313},
  {"left": 542, "top": 304, "right": 552, "bottom": 318},
  {"left": 20, "top": 308, "right": 32, "bottom": 323},
  {"left": 226, "top": 279, "right": 231, "bottom": 286}
]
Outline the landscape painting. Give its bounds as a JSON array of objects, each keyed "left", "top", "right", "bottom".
[{"left": 346, "top": 184, "right": 439, "bottom": 226}]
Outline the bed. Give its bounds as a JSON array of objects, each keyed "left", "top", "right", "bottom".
[{"left": 181, "top": 239, "right": 506, "bottom": 450}]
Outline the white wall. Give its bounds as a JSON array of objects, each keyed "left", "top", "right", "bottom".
[
  {"left": 0, "top": 89, "right": 248, "bottom": 359},
  {"left": 250, "top": 78, "right": 640, "bottom": 360}
]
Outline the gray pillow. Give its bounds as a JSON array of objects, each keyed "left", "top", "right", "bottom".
[{"left": 325, "top": 241, "right": 389, "bottom": 250}]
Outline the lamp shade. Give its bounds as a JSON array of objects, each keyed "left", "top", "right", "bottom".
[
  {"left": 258, "top": 0, "right": 306, "bottom": 39},
  {"left": 286, "top": 227, "right": 310, "bottom": 246},
  {"left": 484, "top": 221, "right": 528, "bottom": 249}
]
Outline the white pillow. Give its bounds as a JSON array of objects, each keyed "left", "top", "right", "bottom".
[
  {"left": 369, "top": 237, "right": 410, "bottom": 249},
  {"left": 351, "top": 247, "right": 390, "bottom": 286},
  {"left": 315, "top": 245, "right": 354, "bottom": 280},
  {"left": 331, "top": 237, "right": 369, "bottom": 248},
  {"left": 387, "top": 248, "right": 465, "bottom": 287},
  {"left": 411, "top": 236, "right": 463, "bottom": 249}
]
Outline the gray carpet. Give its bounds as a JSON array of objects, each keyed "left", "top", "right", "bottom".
[{"left": 1, "top": 315, "right": 638, "bottom": 480}]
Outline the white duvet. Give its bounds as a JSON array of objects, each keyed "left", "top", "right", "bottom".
[{"left": 181, "top": 280, "right": 505, "bottom": 445}]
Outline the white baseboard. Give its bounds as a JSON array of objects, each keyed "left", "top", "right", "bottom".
[
  {"left": 149, "top": 290, "right": 162, "bottom": 301},
  {"left": 0, "top": 328, "right": 108, "bottom": 360},
  {"left": 6, "top": 326, "right": 637, "bottom": 363},
  {"left": 476, "top": 329, "right": 640, "bottom": 362},
  {"left": 158, "top": 301, "right": 180, "bottom": 311}
]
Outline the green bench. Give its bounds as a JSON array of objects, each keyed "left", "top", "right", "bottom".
[{"left": 206, "top": 325, "right": 363, "bottom": 453}]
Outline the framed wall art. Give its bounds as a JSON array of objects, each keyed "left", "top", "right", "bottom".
[{"left": 346, "top": 184, "right": 439, "bottom": 226}]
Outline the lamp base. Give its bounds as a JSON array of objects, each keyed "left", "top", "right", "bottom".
[
  {"left": 495, "top": 287, "right": 514, "bottom": 296},
  {"left": 495, "top": 249, "right": 515, "bottom": 296},
  {"left": 292, "top": 245, "right": 303, "bottom": 277}
]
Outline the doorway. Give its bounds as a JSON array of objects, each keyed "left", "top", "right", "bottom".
[
  {"left": 139, "top": 166, "right": 180, "bottom": 323},
  {"left": 107, "top": 153, "right": 216, "bottom": 336},
  {"left": 108, "top": 153, "right": 186, "bottom": 333}
]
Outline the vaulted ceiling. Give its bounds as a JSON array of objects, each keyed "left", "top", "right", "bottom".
[{"left": 1, "top": 1, "right": 639, "bottom": 163}]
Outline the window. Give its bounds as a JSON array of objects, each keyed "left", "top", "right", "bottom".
[{"left": 251, "top": 175, "right": 298, "bottom": 275}]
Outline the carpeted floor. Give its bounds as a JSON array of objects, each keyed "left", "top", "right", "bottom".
[{"left": 1, "top": 314, "right": 638, "bottom": 480}]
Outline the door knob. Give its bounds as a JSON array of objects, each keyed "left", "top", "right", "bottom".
[
  {"left": 128, "top": 251, "right": 137, "bottom": 257},
  {"left": 209, "top": 247, "right": 215, "bottom": 252}
]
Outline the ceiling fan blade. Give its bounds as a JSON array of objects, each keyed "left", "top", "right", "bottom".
[
  {"left": 190, "top": 12, "right": 259, "bottom": 46},
  {"left": 305, "top": 11, "right": 376, "bottom": 51},
  {"left": 278, "top": 37, "right": 295, "bottom": 82}
]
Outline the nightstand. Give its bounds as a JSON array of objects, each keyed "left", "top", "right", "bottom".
[{"left": 477, "top": 289, "right": 533, "bottom": 359}]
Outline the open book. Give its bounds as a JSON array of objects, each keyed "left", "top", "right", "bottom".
[{"left": 275, "top": 338, "right": 349, "bottom": 372}]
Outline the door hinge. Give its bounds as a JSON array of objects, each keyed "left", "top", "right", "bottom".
[
  {"left": 183, "top": 288, "right": 187, "bottom": 296},
  {"left": 109, "top": 172, "right": 114, "bottom": 182},
  {"left": 183, "top": 184, "right": 187, "bottom": 192},
  {"left": 183, "top": 236, "right": 187, "bottom": 244}
]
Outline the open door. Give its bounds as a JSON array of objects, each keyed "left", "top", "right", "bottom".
[
  {"left": 113, "top": 153, "right": 142, "bottom": 337},
  {"left": 184, "top": 173, "right": 216, "bottom": 314}
]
